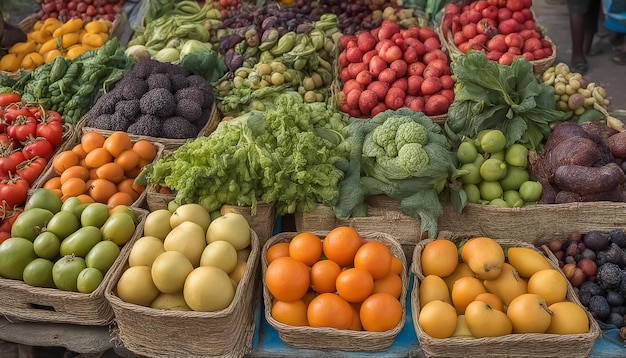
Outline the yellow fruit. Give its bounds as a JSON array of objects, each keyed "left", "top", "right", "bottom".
[
  {"left": 507, "top": 247, "right": 554, "bottom": 278},
  {"left": 460, "top": 237, "right": 505, "bottom": 280}
]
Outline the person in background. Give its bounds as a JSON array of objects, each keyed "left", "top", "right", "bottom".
[
  {"left": 603, "top": 0, "right": 626, "bottom": 64},
  {"left": 567, "top": 0, "right": 603, "bottom": 74},
  {"left": 0, "top": 10, "right": 27, "bottom": 49}
]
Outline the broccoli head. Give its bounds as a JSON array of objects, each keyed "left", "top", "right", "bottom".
[
  {"left": 146, "top": 73, "right": 172, "bottom": 92},
  {"left": 127, "top": 114, "right": 163, "bottom": 137},
  {"left": 140, "top": 88, "right": 176, "bottom": 118},
  {"left": 186, "top": 74, "right": 214, "bottom": 108},
  {"left": 174, "top": 87, "right": 204, "bottom": 107},
  {"left": 169, "top": 74, "right": 190, "bottom": 93},
  {"left": 396, "top": 121, "right": 428, "bottom": 149},
  {"left": 87, "top": 90, "right": 125, "bottom": 120},
  {"left": 86, "top": 113, "right": 113, "bottom": 130},
  {"left": 175, "top": 99, "right": 203, "bottom": 122},
  {"left": 115, "top": 99, "right": 141, "bottom": 120},
  {"left": 367, "top": 116, "right": 413, "bottom": 158},
  {"left": 161, "top": 116, "right": 198, "bottom": 139},
  {"left": 130, "top": 58, "right": 163, "bottom": 79},
  {"left": 108, "top": 112, "right": 132, "bottom": 132},
  {"left": 118, "top": 77, "right": 149, "bottom": 100}
]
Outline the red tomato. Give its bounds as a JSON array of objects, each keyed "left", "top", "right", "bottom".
[
  {"left": 36, "top": 120, "right": 64, "bottom": 149},
  {"left": 6, "top": 115, "right": 37, "bottom": 143},
  {"left": 0, "top": 176, "right": 29, "bottom": 208},
  {"left": 0, "top": 93, "right": 21, "bottom": 108},
  {"left": 22, "top": 138, "right": 54, "bottom": 161},
  {"left": 0, "top": 151, "right": 26, "bottom": 178},
  {"left": 15, "top": 157, "right": 47, "bottom": 185},
  {"left": 0, "top": 206, "right": 23, "bottom": 233}
]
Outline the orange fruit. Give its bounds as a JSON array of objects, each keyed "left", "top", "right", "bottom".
[
  {"left": 103, "top": 131, "right": 133, "bottom": 158},
  {"left": 132, "top": 140, "right": 157, "bottom": 162},
  {"left": 43, "top": 176, "right": 62, "bottom": 190},
  {"left": 360, "top": 292, "right": 402, "bottom": 332},
  {"left": 52, "top": 151, "right": 79, "bottom": 174},
  {"left": 114, "top": 149, "right": 140, "bottom": 171},
  {"left": 61, "top": 177, "right": 86, "bottom": 197},
  {"left": 266, "top": 242, "right": 290, "bottom": 264},
  {"left": 322, "top": 226, "right": 363, "bottom": 267},
  {"left": 95, "top": 162, "right": 125, "bottom": 183},
  {"left": 335, "top": 267, "right": 374, "bottom": 303},
  {"left": 265, "top": 256, "right": 310, "bottom": 302},
  {"left": 373, "top": 272, "right": 403, "bottom": 299},
  {"left": 349, "top": 303, "right": 363, "bottom": 331},
  {"left": 71, "top": 143, "right": 88, "bottom": 159},
  {"left": 390, "top": 256, "right": 404, "bottom": 275},
  {"left": 271, "top": 299, "right": 309, "bottom": 326},
  {"left": 451, "top": 276, "right": 488, "bottom": 315},
  {"left": 421, "top": 239, "right": 459, "bottom": 277},
  {"left": 76, "top": 194, "right": 95, "bottom": 204},
  {"left": 117, "top": 178, "right": 141, "bottom": 202},
  {"left": 474, "top": 292, "right": 504, "bottom": 312},
  {"left": 81, "top": 131, "right": 106, "bottom": 153},
  {"left": 310, "top": 259, "right": 341, "bottom": 294},
  {"left": 87, "top": 178, "right": 117, "bottom": 203},
  {"left": 59, "top": 165, "right": 90, "bottom": 184},
  {"left": 289, "top": 232, "right": 323, "bottom": 266},
  {"left": 84, "top": 147, "right": 113, "bottom": 168},
  {"left": 107, "top": 191, "right": 134, "bottom": 208},
  {"left": 354, "top": 241, "right": 392, "bottom": 279},
  {"left": 307, "top": 293, "right": 353, "bottom": 329}
]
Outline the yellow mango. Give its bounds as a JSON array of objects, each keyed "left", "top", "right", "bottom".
[
  {"left": 43, "top": 49, "right": 63, "bottom": 64},
  {"left": 60, "top": 32, "right": 81, "bottom": 49},
  {"left": 8, "top": 41, "right": 37, "bottom": 55},
  {"left": 21, "top": 52, "right": 44, "bottom": 71},
  {"left": 0, "top": 53, "right": 23, "bottom": 72},
  {"left": 65, "top": 44, "right": 94, "bottom": 60},
  {"left": 38, "top": 37, "right": 60, "bottom": 55},
  {"left": 84, "top": 20, "right": 109, "bottom": 34},
  {"left": 52, "top": 18, "right": 84, "bottom": 38},
  {"left": 80, "top": 32, "right": 109, "bottom": 48}
]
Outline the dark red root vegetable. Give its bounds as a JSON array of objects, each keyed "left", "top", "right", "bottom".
[
  {"left": 528, "top": 149, "right": 558, "bottom": 203},
  {"left": 544, "top": 137, "right": 603, "bottom": 175},
  {"left": 553, "top": 163, "right": 625, "bottom": 195},
  {"left": 554, "top": 191, "right": 582, "bottom": 204},
  {"left": 544, "top": 122, "right": 592, "bottom": 152},
  {"left": 605, "top": 131, "right": 626, "bottom": 159}
]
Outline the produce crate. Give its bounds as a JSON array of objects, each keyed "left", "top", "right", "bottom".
[
  {"left": 261, "top": 230, "right": 409, "bottom": 352},
  {"left": 105, "top": 228, "right": 261, "bottom": 358},
  {"left": 411, "top": 234, "right": 601, "bottom": 358},
  {"left": 77, "top": 102, "right": 221, "bottom": 151},
  {"left": 0, "top": 207, "right": 148, "bottom": 326}
]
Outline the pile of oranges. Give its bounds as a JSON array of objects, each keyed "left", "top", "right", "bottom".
[
  {"left": 42, "top": 131, "right": 156, "bottom": 207},
  {"left": 264, "top": 227, "right": 405, "bottom": 332}
]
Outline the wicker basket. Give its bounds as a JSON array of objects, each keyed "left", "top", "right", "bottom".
[
  {"left": 411, "top": 234, "right": 601, "bottom": 358},
  {"left": 261, "top": 230, "right": 409, "bottom": 352},
  {"left": 105, "top": 228, "right": 261, "bottom": 358},
  {"left": 294, "top": 203, "right": 338, "bottom": 232},
  {"left": 0, "top": 207, "right": 148, "bottom": 326},
  {"left": 77, "top": 103, "right": 221, "bottom": 151},
  {"left": 31, "top": 137, "right": 164, "bottom": 208}
]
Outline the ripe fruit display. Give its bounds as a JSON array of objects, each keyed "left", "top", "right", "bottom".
[
  {"left": 263, "top": 227, "right": 406, "bottom": 332},
  {"left": 415, "top": 236, "right": 591, "bottom": 339},
  {"left": 116, "top": 205, "right": 253, "bottom": 312},
  {"left": 456, "top": 129, "right": 542, "bottom": 207},
  {"left": 0, "top": 188, "right": 138, "bottom": 293}
]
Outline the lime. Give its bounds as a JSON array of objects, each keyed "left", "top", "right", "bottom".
[
  {"left": 475, "top": 129, "right": 493, "bottom": 153},
  {"left": 488, "top": 198, "right": 510, "bottom": 208},
  {"left": 499, "top": 166, "right": 530, "bottom": 191},
  {"left": 479, "top": 159, "right": 508, "bottom": 181},
  {"left": 460, "top": 163, "right": 482, "bottom": 185},
  {"left": 463, "top": 184, "right": 481, "bottom": 203},
  {"left": 488, "top": 150, "right": 505, "bottom": 161},
  {"left": 479, "top": 181, "right": 503, "bottom": 201},
  {"left": 456, "top": 141, "right": 479, "bottom": 164},
  {"left": 503, "top": 190, "right": 525, "bottom": 208},
  {"left": 473, "top": 153, "right": 486, "bottom": 167},
  {"left": 505, "top": 144, "right": 529, "bottom": 168},
  {"left": 519, "top": 181, "right": 543, "bottom": 202},
  {"left": 479, "top": 130, "right": 506, "bottom": 154},
  {"left": 23, "top": 258, "right": 55, "bottom": 288}
]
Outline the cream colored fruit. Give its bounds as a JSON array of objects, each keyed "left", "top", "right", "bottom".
[
  {"left": 116, "top": 266, "right": 160, "bottom": 306},
  {"left": 546, "top": 301, "right": 590, "bottom": 334},
  {"left": 419, "top": 275, "right": 452, "bottom": 309},
  {"left": 169, "top": 204, "right": 212, "bottom": 231},
  {"left": 150, "top": 292, "right": 192, "bottom": 311},
  {"left": 442, "top": 262, "right": 475, "bottom": 292},
  {"left": 506, "top": 293, "right": 553, "bottom": 333},
  {"left": 464, "top": 300, "right": 513, "bottom": 337},
  {"left": 507, "top": 247, "right": 554, "bottom": 278},
  {"left": 229, "top": 259, "right": 248, "bottom": 285},
  {"left": 184, "top": 266, "right": 235, "bottom": 312},
  {"left": 527, "top": 269, "right": 568, "bottom": 306},
  {"left": 461, "top": 237, "right": 505, "bottom": 280},
  {"left": 483, "top": 262, "right": 528, "bottom": 306},
  {"left": 163, "top": 221, "right": 207, "bottom": 267},
  {"left": 199, "top": 240, "right": 238, "bottom": 273},
  {"left": 151, "top": 251, "right": 194, "bottom": 294},
  {"left": 418, "top": 300, "right": 458, "bottom": 339},
  {"left": 206, "top": 212, "right": 251, "bottom": 250},
  {"left": 143, "top": 210, "right": 173, "bottom": 240},
  {"left": 452, "top": 315, "right": 474, "bottom": 338},
  {"left": 128, "top": 236, "right": 165, "bottom": 267}
]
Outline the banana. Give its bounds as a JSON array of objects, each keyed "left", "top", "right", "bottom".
[
  {"left": 554, "top": 82, "right": 566, "bottom": 95},
  {"left": 592, "top": 87, "right": 605, "bottom": 103},
  {"left": 586, "top": 82, "right": 596, "bottom": 91},
  {"left": 595, "top": 102, "right": 626, "bottom": 132},
  {"left": 542, "top": 71, "right": 555, "bottom": 85},
  {"left": 578, "top": 88, "right": 592, "bottom": 97}
]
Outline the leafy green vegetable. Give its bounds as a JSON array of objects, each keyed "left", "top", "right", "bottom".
[
  {"left": 444, "top": 51, "right": 564, "bottom": 150},
  {"left": 334, "top": 108, "right": 467, "bottom": 237},
  {"left": 147, "top": 92, "right": 349, "bottom": 216}
]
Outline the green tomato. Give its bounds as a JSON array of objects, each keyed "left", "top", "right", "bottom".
[
  {"left": 61, "top": 197, "right": 89, "bottom": 219},
  {"left": 24, "top": 188, "right": 63, "bottom": 214},
  {"left": 503, "top": 190, "right": 525, "bottom": 208},
  {"left": 479, "top": 159, "right": 508, "bottom": 182},
  {"left": 46, "top": 211, "right": 80, "bottom": 240},
  {"left": 59, "top": 226, "right": 102, "bottom": 257},
  {"left": 488, "top": 150, "right": 505, "bottom": 162},
  {"left": 519, "top": 181, "right": 543, "bottom": 202},
  {"left": 80, "top": 203, "right": 110, "bottom": 228},
  {"left": 460, "top": 163, "right": 482, "bottom": 185},
  {"left": 479, "top": 181, "right": 503, "bottom": 201},
  {"left": 499, "top": 165, "right": 530, "bottom": 191},
  {"left": 101, "top": 213, "right": 136, "bottom": 246},
  {"left": 33, "top": 231, "right": 61, "bottom": 260},
  {"left": 463, "top": 184, "right": 481, "bottom": 204},
  {"left": 23, "top": 258, "right": 55, "bottom": 288},
  {"left": 85, "top": 240, "right": 120, "bottom": 275},
  {"left": 11, "top": 208, "right": 54, "bottom": 242},
  {"left": 0, "top": 237, "right": 37, "bottom": 280},
  {"left": 456, "top": 141, "right": 479, "bottom": 164},
  {"left": 77, "top": 267, "right": 104, "bottom": 294},
  {"left": 52, "top": 255, "right": 87, "bottom": 292},
  {"left": 488, "top": 198, "right": 510, "bottom": 208},
  {"left": 479, "top": 129, "right": 506, "bottom": 154},
  {"left": 505, "top": 144, "right": 529, "bottom": 168}
]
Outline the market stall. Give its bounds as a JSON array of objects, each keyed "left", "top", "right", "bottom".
[{"left": 0, "top": 0, "right": 626, "bottom": 357}]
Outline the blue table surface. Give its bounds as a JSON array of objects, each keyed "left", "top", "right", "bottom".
[{"left": 249, "top": 275, "right": 626, "bottom": 357}]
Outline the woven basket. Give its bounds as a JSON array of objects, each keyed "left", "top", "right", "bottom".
[
  {"left": 31, "top": 137, "right": 164, "bottom": 209},
  {"left": 77, "top": 103, "right": 221, "bottom": 151},
  {"left": 411, "top": 234, "right": 601, "bottom": 358},
  {"left": 261, "top": 230, "right": 408, "bottom": 352},
  {"left": 105, "top": 228, "right": 261, "bottom": 358},
  {"left": 294, "top": 203, "right": 338, "bottom": 232},
  {"left": 0, "top": 207, "right": 148, "bottom": 325}
]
